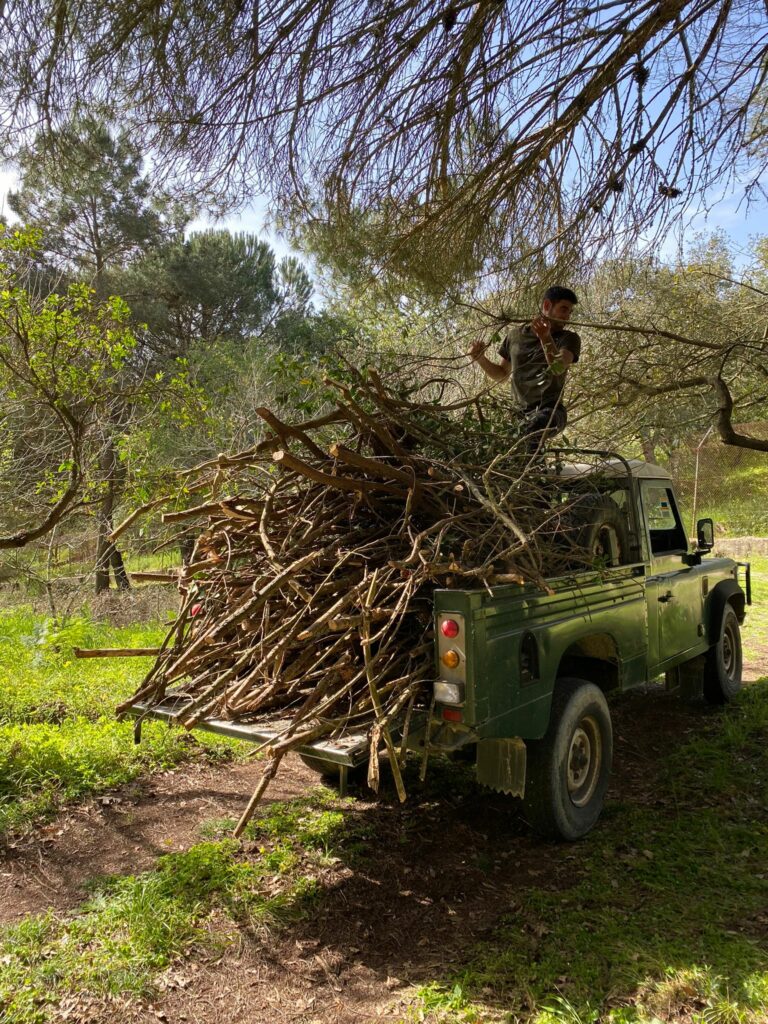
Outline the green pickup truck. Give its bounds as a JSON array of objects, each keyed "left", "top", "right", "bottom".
[
  {"left": 133, "top": 452, "right": 751, "bottom": 841},
  {"left": 429, "top": 452, "right": 751, "bottom": 839}
]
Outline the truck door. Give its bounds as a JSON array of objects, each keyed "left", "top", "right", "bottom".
[{"left": 641, "top": 481, "right": 705, "bottom": 671}]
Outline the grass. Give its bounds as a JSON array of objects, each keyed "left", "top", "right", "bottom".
[
  {"left": 0, "top": 606, "right": 167, "bottom": 723},
  {"left": 0, "top": 604, "right": 241, "bottom": 836},
  {"left": 0, "top": 797, "right": 343, "bottom": 1023},
  {"left": 405, "top": 683, "right": 768, "bottom": 1024},
  {"left": 742, "top": 556, "right": 768, "bottom": 665}
]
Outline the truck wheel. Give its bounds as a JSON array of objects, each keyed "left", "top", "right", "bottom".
[
  {"left": 523, "top": 678, "right": 613, "bottom": 841},
  {"left": 563, "top": 495, "right": 631, "bottom": 567},
  {"left": 703, "top": 605, "right": 742, "bottom": 704}
]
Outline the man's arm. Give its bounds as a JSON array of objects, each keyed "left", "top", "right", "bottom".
[{"left": 468, "top": 339, "right": 511, "bottom": 381}]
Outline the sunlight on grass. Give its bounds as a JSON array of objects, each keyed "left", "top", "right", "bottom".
[
  {"left": 0, "top": 606, "right": 240, "bottom": 836},
  {"left": 0, "top": 805, "right": 339, "bottom": 1023},
  {"left": 742, "top": 556, "right": 768, "bottom": 666},
  {"left": 0, "top": 605, "right": 168, "bottom": 723}
]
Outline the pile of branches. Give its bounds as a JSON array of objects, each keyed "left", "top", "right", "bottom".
[{"left": 116, "top": 368, "right": 565, "bottom": 834}]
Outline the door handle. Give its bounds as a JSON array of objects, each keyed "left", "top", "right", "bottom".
[{"left": 658, "top": 591, "right": 673, "bottom": 603}]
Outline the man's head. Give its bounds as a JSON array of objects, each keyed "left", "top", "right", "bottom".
[{"left": 541, "top": 286, "right": 578, "bottom": 328}]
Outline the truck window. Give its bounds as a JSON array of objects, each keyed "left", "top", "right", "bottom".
[{"left": 642, "top": 484, "right": 688, "bottom": 555}]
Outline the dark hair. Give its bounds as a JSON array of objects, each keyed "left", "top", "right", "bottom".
[{"left": 543, "top": 286, "right": 578, "bottom": 305}]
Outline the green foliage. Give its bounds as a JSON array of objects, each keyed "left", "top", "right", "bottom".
[
  {"left": 0, "top": 606, "right": 239, "bottom": 835},
  {"left": 122, "top": 229, "right": 279, "bottom": 353},
  {"left": 0, "top": 717, "right": 199, "bottom": 834},
  {"left": 572, "top": 234, "right": 768, "bottom": 457},
  {"left": 8, "top": 115, "right": 184, "bottom": 287},
  {"left": 0, "top": 606, "right": 161, "bottom": 722},
  {"left": 0, "top": 226, "right": 145, "bottom": 541}
]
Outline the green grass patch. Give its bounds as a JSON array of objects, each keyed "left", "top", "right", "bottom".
[
  {"left": 406, "top": 683, "right": 768, "bottom": 1024},
  {"left": 742, "top": 556, "right": 768, "bottom": 661},
  {"left": 0, "top": 798, "right": 342, "bottom": 1022},
  {"left": 0, "top": 717, "right": 232, "bottom": 836},
  {"left": 0, "top": 606, "right": 169, "bottom": 724},
  {"left": 0, "top": 606, "right": 241, "bottom": 836}
]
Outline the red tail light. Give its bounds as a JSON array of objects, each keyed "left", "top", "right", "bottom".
[{"left": 441, "top": 619, "right": 460, "bottom": 638}]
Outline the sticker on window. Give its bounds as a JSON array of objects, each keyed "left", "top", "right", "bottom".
[{"left": 644, "top": 487, "right": 677, "bottom": 530}]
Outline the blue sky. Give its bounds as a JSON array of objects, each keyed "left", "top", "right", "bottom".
[{"left": 2, "top": 167, "right": 763, "bottom": 271}]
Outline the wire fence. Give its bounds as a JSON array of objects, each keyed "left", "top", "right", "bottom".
[{"left": 666, "top": 423, "right": 768, "bottom": 539}]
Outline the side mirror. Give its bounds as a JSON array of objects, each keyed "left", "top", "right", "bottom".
[{"left": 696, "top": 517, "right": 714, "bottom": 552}]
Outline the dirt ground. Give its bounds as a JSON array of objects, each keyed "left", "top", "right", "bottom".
[
  {"left": 1, "top": 672, "right": 746, "bottom": 1024},
  {"left": 744, "top": 640, "right": 768, "bottom": 682}
]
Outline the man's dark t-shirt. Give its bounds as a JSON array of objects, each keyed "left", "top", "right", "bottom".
[{"left": 498, "top": 324, "right": 581, "bottom": 411}]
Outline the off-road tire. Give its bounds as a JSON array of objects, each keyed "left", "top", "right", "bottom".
[
  {"left": 561, "top": 494, "right": 632, "bottom": 568},
  {"left": 703, "top": 604, "right": 742, "bottom": 704},
  {"left": 523, "top": 678, "right": 613, "bottom": 841}
]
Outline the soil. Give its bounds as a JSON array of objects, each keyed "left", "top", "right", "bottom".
[
  {"left": 744, "top": 639, "right": 768, "bottom": 682},
  {"left": 0, "top": 676, "right": 743, "bottom": 1024}
]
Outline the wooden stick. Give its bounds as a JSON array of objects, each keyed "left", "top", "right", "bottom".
[
  {"left": 109, "top": 496, "right": 169, "bottom": 543},
  {"left": 74, "top": 647, "right": 161, "bottom": 658},
  {"left": 361, "top": 570, "right": 407, "bottom": 803},
  {"left": 233, "top": 753, "right": 285, "bottom": 838},
  {"left": 129, "top": 571, "right": 180, "bottom": 583},
  {"left": 273, "top": 449, "right": 406, "bottom": 497},
  {"left": 256, "top": 407, "right": 329, "bottom": 462}
]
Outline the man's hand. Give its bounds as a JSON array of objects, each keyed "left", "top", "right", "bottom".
[
  {"left": 468, "top": 339, "right": 489, "bottom": 361},
  {"left": 531, "top": 314, "right": 568, "bottom": 372},
  {"left": 467, "top": 337, "right": 510, "bottom": 382},
  {"left": 530, "top": 315, "right": 553, "bottom": 345}
]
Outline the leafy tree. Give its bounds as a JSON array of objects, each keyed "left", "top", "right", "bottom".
[
  {"left": 0, "top": 227, "right": 204, "bottom": 600},
  {"left": 7, "top": 118, "right": 195, "bottom": 590},
  {"left": 567, "top": 233, "right": 768, "bottom": 455},
  {"left": 0, "top": 226, "right": 137, "bottom": 549},
  {"left": 8, "top": 116, "right": 185, "bottom": 296},
  {"left": 120, "top": 230, "right": 280, "bottom": 358}
]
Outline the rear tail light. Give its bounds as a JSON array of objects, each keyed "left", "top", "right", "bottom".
[{"left": 441, "top": 618, "right": 460, "bottom": 638}]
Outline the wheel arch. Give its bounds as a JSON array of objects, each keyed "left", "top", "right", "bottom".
[
  {"left": 706, "top": 580, "right": 746, "bottom": 644},
  {"left": 556, "top": 632, "right": 621, "bottom": 695}
]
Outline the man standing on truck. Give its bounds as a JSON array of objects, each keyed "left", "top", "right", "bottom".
[{"left": 468, "top": 286, "right": 581, "bottom": 451}]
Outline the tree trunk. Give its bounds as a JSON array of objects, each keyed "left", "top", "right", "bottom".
[
  {"left": 110, "top": 545, "right": 131, "bottom": 589},
  {"left": 95, "top": 437, "right": 131, "bottom": 594},
  {"left": 638, "top": 428, "right": 656, "bottom": 463}
]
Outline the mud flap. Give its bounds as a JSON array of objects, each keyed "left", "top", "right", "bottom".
[
  {"left": 476, "top": 737, "right": 527, "bottom": 797},
  {"left": 665, "top": 655, "right": 705, "bottom": 702}
]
